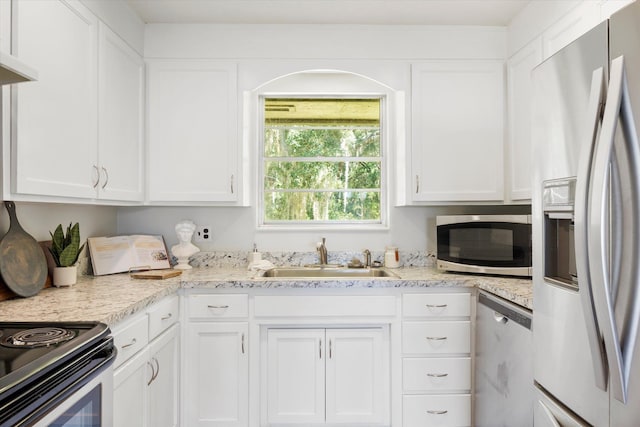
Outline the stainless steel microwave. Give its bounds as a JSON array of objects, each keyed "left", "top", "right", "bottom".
[{"left": 436, "top": 215, "right": 532, "bottom": 277}]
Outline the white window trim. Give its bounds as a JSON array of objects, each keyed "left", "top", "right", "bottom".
[{"left": 250, "top": 69, "right": 402, "bottom": 231}]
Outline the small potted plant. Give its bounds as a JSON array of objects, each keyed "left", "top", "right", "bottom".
[{"left": 49, "top": 223, "right": 85, "bottom": 287}]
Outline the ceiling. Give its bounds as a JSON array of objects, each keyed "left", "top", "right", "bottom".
[{"left": 125, "top": 0, "right": 531, "bottom": 26}]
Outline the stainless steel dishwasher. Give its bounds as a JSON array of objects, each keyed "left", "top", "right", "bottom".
[{"left": 475, "top": 291, "right": 533, "bottom": 427}]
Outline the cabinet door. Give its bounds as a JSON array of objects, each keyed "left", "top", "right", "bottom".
[
  {"left": 411, "top": 61, "right": 504, "bottom": 202},
  {"left": 184, "top": 322, "right": 248, "bottom": 427},
  {"left": 325, "top": 328, "right": 389, "bottom": 425},
  {"left": 147, "top": 324, "right": 179, "bottom": 427},
  {"left": 267, "top": 329, "right": 325, "bottom": 424},
  {"left": 507, "top": 39, "right": 542, "bottom": 202},
  {"left": 147, "top": 60, "right": 238, "bottom": 203},
  {"left": 97, "top": 22, "right": 144, "bottom": 202},
  {"left": 114, "top": 346, "right": 150, "bottom": 427},
  {"left": 13, "top": 0, "right": 98, "bottom": 199}
]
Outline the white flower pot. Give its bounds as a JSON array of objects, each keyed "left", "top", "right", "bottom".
[{"left": 53, "top": 265, "right": 78, "bottom": 287}]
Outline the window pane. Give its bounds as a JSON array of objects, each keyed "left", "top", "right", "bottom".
[
  {"left": 264, "top": 191, "right": 380, "bottom": 221},
  {"left": 262, "top": 96, "right": 383, "bottom": 225},
  {"left": 264, "top": 128, "right": 380, "bottom": 158},
  {"left": 264, "top": 161, "right": 381, "bottom": 190}
]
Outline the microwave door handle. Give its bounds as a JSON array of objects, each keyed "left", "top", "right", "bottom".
[
  {"left": 589, "top": 55, "right": 635, "bottom": 404},
  {"left": 574, "top": 66, "right": 608, "bottom": 391}
]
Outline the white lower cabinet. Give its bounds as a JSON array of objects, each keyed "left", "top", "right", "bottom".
[
  {"left": 266, "top": 327, "right": 389, "bottom": 426},
  {"left": 184, "top": 322, "right": 249, "bottom": 427},
  {"left": 402, "top": 293, "right": 472, "bottom": 427},
  {"left": 112, "top": 296, "right": 180, "bottom": 427},
  {"left": 403, "top": 394, "right": 472, "bottom": 427},
  {"left": 147, "top": 325, "right": 180, "bottom": 427},
  {"left": 184, "top": 293, "right": 249, "bottom": 427}
]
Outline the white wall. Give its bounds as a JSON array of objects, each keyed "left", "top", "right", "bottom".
[
  {"left": 0, "top": 202, "right": 117, "bottom": 242},
  {"left": 116, "top": 23, "right": 530, "bottom": 254},
  {"left": 117, "top": 204, "right": 529, "bottom": 253}
]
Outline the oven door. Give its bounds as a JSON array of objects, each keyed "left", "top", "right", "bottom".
[
  {"left": 436, "top": 215, "right": 532, "bottom": 276},
  {"left": 33, "top": 365, "right": 113, "bottom": 427},
  {"left": 1, "top": 338, "right": 116, "bottom": 427}
]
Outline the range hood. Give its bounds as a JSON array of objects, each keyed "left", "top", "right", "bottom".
[{"left": 0, "top": 50, "right": 37, "bottom": 85}]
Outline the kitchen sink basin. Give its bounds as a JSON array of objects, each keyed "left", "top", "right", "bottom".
[{"left": 262, "top": 266, "right": 399, "bottom": 278}]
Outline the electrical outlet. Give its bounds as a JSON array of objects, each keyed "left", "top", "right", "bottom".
[{"left": 194, "top": 225, "right": 212, "bottom": 243}]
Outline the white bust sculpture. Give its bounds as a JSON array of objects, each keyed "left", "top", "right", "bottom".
[{"left": 171, "top": 220, "right": 200, "bottom": 270}]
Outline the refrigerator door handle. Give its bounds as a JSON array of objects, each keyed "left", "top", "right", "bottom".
[
  {"left": 574, "top": 66, "right": 608, "bottom": 390},
  {"left": 590, "top": 55, "right": 640, "bottom": 404}
]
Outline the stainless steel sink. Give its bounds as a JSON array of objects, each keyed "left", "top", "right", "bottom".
[{"left": 262, "top": 266, "right": 398, "bottom": 278}]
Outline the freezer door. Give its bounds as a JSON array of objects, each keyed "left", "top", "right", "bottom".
[{"left": 531, "top": 21, "right": 610, "bottom": 427}]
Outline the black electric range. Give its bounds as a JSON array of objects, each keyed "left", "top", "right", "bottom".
[{"left": 0, "top": 322, "right": 115, "bottom": 426}]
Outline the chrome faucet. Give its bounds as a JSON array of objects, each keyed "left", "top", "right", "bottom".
[
  {"left": 317, "top": 237, "right": 328, "bottom": 265},
  {"left": 363, "top": 249, "right": 371, "bottom": 268}
]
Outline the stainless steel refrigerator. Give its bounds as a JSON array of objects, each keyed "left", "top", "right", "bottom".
[{"left": 532, "top": 2, "right": 640, "bottom": 426}]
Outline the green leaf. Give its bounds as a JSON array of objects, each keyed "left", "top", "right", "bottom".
[{"left": 48, "top": 222, "right": 83, "bottom": 267}]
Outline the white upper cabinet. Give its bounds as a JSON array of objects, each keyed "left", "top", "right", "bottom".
[
  {"left": 410, "top": 61, "right": 505, "bottom": 203},
  {"left": 97, "top": 22, "right": 144, "bottom": 202},
  {"left": 12, "top": 0, "right": 143, "bottom": 203},
  {"left": 507, "top": 37, "right": 543, "bottom": 202},
  {"left": 542, "top": 1, "right": 600, "bottom": 59},
  {"left": 146, "top": 60, "right": 239, "bottom": 204},
  {"left": 13, "top": 0, "right": 98, "bottom": 199}
]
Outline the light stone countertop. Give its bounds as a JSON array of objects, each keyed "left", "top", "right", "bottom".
[{"left": 0, "top": 266, "right": 532, "bottom": 326}]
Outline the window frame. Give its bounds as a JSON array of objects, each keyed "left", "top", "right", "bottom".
[{"left": 258, "top": 93, "right": 388, "bottom": 229}]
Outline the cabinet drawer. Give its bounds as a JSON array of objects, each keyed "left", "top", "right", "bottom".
[
  {"left": 113, "top": 314, "right": 149, "bottom": 368},
  {"left": 148, "top": 296, "right": 179, "bottom": 340},
  {"left": 403, "top": 357, "right": 471, "bottom": 392},
  {"left": 403, "top": 394, "right": 471, "bottom": 427},
  {"left": 188, "top": 294, "right": 249, "bottom": 319},
  {"left": 403, "top": 293, "right": 470, "bottom": 318},
  {"left": 402, "top": 321, "right": 470, "bottom": 355}
]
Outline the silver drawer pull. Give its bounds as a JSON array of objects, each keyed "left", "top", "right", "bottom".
[
  {"left": 121, "top": 338, "right": 137, "bottom": 349},
  {"left": 208, "top": 305, "right": 229, "bottom": 309},
  {"left": 426, "top": 304, "right": 448, "bottom": 308},
  {"left": 426, "top": 336, "right": 448, "bottom": 341},
  {"left": 427, "top": 410, "right": 448, "bottom": 415},
  {"left": 161, "top": 313, "right": 173, "bottom": 320},
  {"left": 426, "top": 373, "right": 449, "bottom": 378}
]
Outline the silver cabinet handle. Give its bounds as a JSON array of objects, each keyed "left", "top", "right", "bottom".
[
  {"left": 415, "top": 175, "right": 420, "bottom": 193},
  {"left": 426, "top": 304, "right": 447, "bottom": 309},
  {"left": 92, "top": 165, "right": 100, "bottom": 188},
  {"left": 319, "top": 339, "right": 322, "bottom": 359},
  {"left": 241, "top": 333, "right": 245, "bottom": 354},
  {"left": 153, "top": 357, "right": 160, "bottom": 382},
  {"left": 146, "top": 360, "right": 155, "bottom": 386},
  {"left": 147, "top": 357, "right": 160, "bottom": 386},
  {"left": 208, "top": 305, "right": 229, "bottom": 309},
  {"left": 161, "top": 313, "right": 173, "bottom": 321},
  {"left": 121, "top": 338, "right": 137, "bottom": 349},
  {"left": 329, "top": 339, "right": 332, "bottom": 359},
  {"left": 426, "top": 336, "right": 447, "bottom": 341},
  {"left": 426, "top": 373, "right": 449, "bottom": 378},
  {"left": 230, "top": 174, "right": 234, "bottom": 194},
  {"left": 101, "top": 166, "right": 109, "bottom": 190},
  {"left": 427, "top": 410, "right": 448, "bottom": 415}
]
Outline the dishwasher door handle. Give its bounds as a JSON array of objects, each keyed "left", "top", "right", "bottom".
[{"left": 494, "top": 312, "right": 509, "bottom": 324}]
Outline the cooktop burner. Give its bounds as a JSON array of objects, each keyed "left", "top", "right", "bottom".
[{"left": 1, "top": 327, "right": 76, "bottom": 348}]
